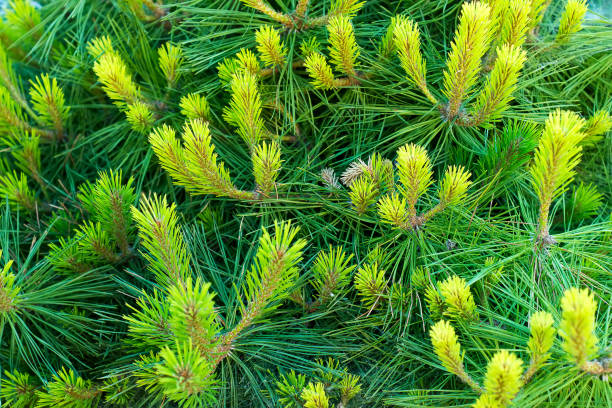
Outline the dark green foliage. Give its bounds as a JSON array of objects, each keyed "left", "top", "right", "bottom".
[{"left": 0, "top": 0, "right": 611, "bottom": 407}]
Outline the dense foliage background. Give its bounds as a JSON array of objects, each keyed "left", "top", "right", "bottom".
[{"left": 0, "top": 0, "right": 610, "bottom": 407}]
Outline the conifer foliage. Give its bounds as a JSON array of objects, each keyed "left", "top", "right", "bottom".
[{"left": 0, "top": 0, "right": 610, "bottom": 407}]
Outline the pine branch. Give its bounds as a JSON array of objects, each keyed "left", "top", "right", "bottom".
[
  {"left": 131, "top": 193, "right": 191, "bottom": 286},
  {"left": 530, "top": 110, "right": 586, "bottom": 243},
  {"left": 149, "top": 119, "right": 255, "bottom": 200},
  {"left": 442, "top": 1, "right": 493, "bottom": 119}
]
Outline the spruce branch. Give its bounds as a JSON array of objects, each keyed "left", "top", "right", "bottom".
[
  {"left": 156, "top": 340, "right": 218, "bottom": 407},
  {"left": 528, "top": 0, "right": 550, "bottom": 30},
  {"left": 0, "top": 170, "right": 37, "bottom": 211},
  {"left": 126, "top": 101, "right": 154, "bottom": 133},
  {"left": 354, "top": 262, "right": 388, "bottom": 309},
  {"left": 76, "top": 221, "right": 121, "bottom": 264},
  {"left": 581, "top": 110, "right": 611, "bottom": 145},
  {"left": 498, "top": 0, "right": 530, "bottom": 49},
  {"left": 442, "top": 1, "right": 493, "bottom": 119},
  {"left": 559, "top": 288, "right": 598, "bottom": 368},
  {"left": 240, "top": 0, "right": 293, "bottom": 27},
  {"left": 377, "top": 193, "right": 410, "bottom": 230},
  {"left": 0, "top": 370, "right": 38, "bottom": 407},
  {"left": 0, "top": 46, "right": 40, "bottom": 123},
  {"left": 295, "top": 0, "right": 310, "bottom": 19},
  {"left": 301, "top": 382, "right": 329, "bottom": 408},
  {"left": 310, "top": 246, "right": 355, "bottom": 307},
  {"left": 304, "top": 53, "right": 339, "bottom": 89},
  {"left": 423, "top": 165, "right": 472, "bottom": 221},
  {"left": 78, "top": 169, "right": 136, "bottom": 255},
  {"left": 0, "top": 255, "right": 19, "bottom": 314},
  {"left": 396, "top": 143, "right": 433, "bottom": 220},
  {"left": 220, "top": 221, "right": 305, "bottom": 353},
  {"left": 180, "top": 93, "right": 210, "bottom": 122},
  {"left": 36, "top": 368, "right": 100, "bottom": 408},
  {"left": 92, "top": 52, "right": 142, "bottom": 106},
  {"left": 348, "top": 175, "right": 378, "bottom": 215},
  {"left": 168, "top": 276, "right": 221, "bottom": 352},
  {"left": 438, "top": 275, "right": 479, "bottom": 322}
]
